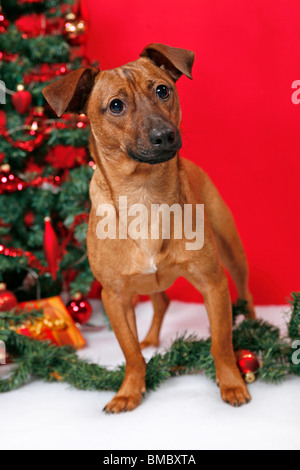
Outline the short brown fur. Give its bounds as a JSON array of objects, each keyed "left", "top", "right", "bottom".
[{"left": 43, "top": 43, "right": 255, "bottom": 413}]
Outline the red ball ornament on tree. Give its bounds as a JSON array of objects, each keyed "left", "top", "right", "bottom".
[
  {"left": 24, "top": 210, "right": 35, "bottom": 228},
  {"left": 235, "top": 349, "right": 260, "bottom": 383},
  {"left": 66, "top": 294, "right": 92, "bottom": 325},
  {"left": 0, "top": 283, "right": 18, "bottom": 311},
  {"left": 12, "top": 85, "right": 32, "bottom": 114}
]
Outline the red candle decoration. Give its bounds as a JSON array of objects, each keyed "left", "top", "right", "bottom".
[
  {"left": 0, "top": 283, "right": 18, "bottom": 311},
  {"left": 235, "top": 349, "right": 260, "bottom": 383},
  {"left": 66, "top": 294, "right": 92, "bottom": 325}
]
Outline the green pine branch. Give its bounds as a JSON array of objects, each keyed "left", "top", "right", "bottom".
[{"left": 0, "top": 295, "right": 299, "bottom": 394}]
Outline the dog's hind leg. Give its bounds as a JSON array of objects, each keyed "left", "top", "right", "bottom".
[
  {"left": 200, "top": 189, "right": 256, "bottom": 318},
  {"left": 182, "top": 158, "right": 256, "bottom": 318},
  {"left": 211, "top": 224, "right": 256, "bottom": 318},
  {"left": 140, "top": 292, "right": 170, "bottom": 349}
]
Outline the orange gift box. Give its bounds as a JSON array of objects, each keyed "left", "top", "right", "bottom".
[{"left": 17, "top": 296, "right": 86, "bottom": 350}]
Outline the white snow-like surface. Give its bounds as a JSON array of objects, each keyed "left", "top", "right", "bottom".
[{"left": 0, "top": 300, "right": 298, "bottom": 450}]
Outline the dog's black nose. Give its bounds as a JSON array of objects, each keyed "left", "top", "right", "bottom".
[{"left": 149, "top": 127, "right": 176, "bottom": 150}]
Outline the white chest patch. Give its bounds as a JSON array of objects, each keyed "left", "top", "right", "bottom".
[{"left": 144, "top": 256, "right": 158, "bottom": 274}]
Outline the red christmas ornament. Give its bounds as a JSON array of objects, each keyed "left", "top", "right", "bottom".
[
  {"left": 0, "top": 283, "right": 18, "bottom": 311},
  {"left": 66, "top": 294, "right": 92, "bottom": 325},
  {"left": 235, "top": 349, "right": 260, "bottom": 383},
  {"left": 11, "top": 85, "right": 32, "bottom": 114},
  {"left": 44, "top": 217, "right": 60, "bottom": 281},
  {"left": 0, "top": 164, "right": 26, "bottom": 194},
  {"left": 24, "top": 210, "right": 35, "bottom": 228},
  {"left": 0, "top": 7, "right": 9, "bottom": 33}
]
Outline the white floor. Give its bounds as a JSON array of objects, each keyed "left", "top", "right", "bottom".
[{"left": 0, "top": 300, "right": 298, "bottom": 450}]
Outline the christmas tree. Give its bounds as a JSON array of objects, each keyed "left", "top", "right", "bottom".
[{"left": 0, "top": 0, "right": 98, "bottom": 302}]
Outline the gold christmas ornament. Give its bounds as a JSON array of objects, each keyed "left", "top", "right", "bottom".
[{"left": 64, "top": 12, "right": 86, "bottom": 45}]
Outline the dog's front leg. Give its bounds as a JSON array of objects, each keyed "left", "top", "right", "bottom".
[
  {"left": 102, "top": 288, "right": 146, "bottom": 413},
  {"left": 187, "top": 266, "right": 251, "bottom": 407}
]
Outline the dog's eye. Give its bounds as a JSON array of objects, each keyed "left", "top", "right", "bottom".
[
  {"left": 156, "top": 85, "right": 170, "bottom": 100},
  {"left": 109, "top": 99, "right": 124, "bottom": 114}
]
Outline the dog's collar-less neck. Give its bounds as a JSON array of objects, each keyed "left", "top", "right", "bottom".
[{"left": 90, "top": 133, "right": 181, "bottom": 207}]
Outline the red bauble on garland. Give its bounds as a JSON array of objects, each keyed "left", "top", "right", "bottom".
[
  {"left": 66, "top": 294, "right": 92, "bottom": 325},
  {"left": 11, "top": 85, "right": 32, "bottom": 114},
  {"left": 0, "top": 283, "right": 18, "bottom": 311},
  {"left": 235, "top": 349, "right": 260, "bottom": 383}
]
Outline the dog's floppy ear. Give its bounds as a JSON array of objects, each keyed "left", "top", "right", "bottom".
[
  {"left": 42, "top": 67, "right": 99, "bottom": 117},
  {"left": 140, "top": 43, "right": 195, "bottom": 82}
]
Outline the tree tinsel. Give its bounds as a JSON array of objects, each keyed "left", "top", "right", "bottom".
[{"left": 0, "top": 293, "right": 299, "bottom": 394}]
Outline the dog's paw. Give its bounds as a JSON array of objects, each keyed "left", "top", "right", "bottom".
[
  {"left": 220, "top": 383, "right": 251, "bottom": 407},
  {"left": 104, "top": 393, "right": 143, "bottom": 414},
  {"left": 139, "top": 338, "right": 159, "bottom": 350}
]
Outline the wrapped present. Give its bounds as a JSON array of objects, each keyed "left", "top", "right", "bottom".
[{"left": 17, "top": 296, "right": 86, "bottom": 349}]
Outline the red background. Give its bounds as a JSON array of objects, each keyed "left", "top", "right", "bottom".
[{"left": 84, "top": 0, "right": 299, "bottom": 305}]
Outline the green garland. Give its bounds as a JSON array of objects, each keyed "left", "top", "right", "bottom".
[{"left": 0, "top": 293, "right": 299, "bottom": 393}]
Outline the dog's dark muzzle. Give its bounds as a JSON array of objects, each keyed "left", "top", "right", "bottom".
[{"left": 128, "top": 127, "right": 182, "bottom": 165}]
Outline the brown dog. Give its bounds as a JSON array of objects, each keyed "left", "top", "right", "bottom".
[{"left": 43, "top": 43, "right": 255, "bottom": 413}]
